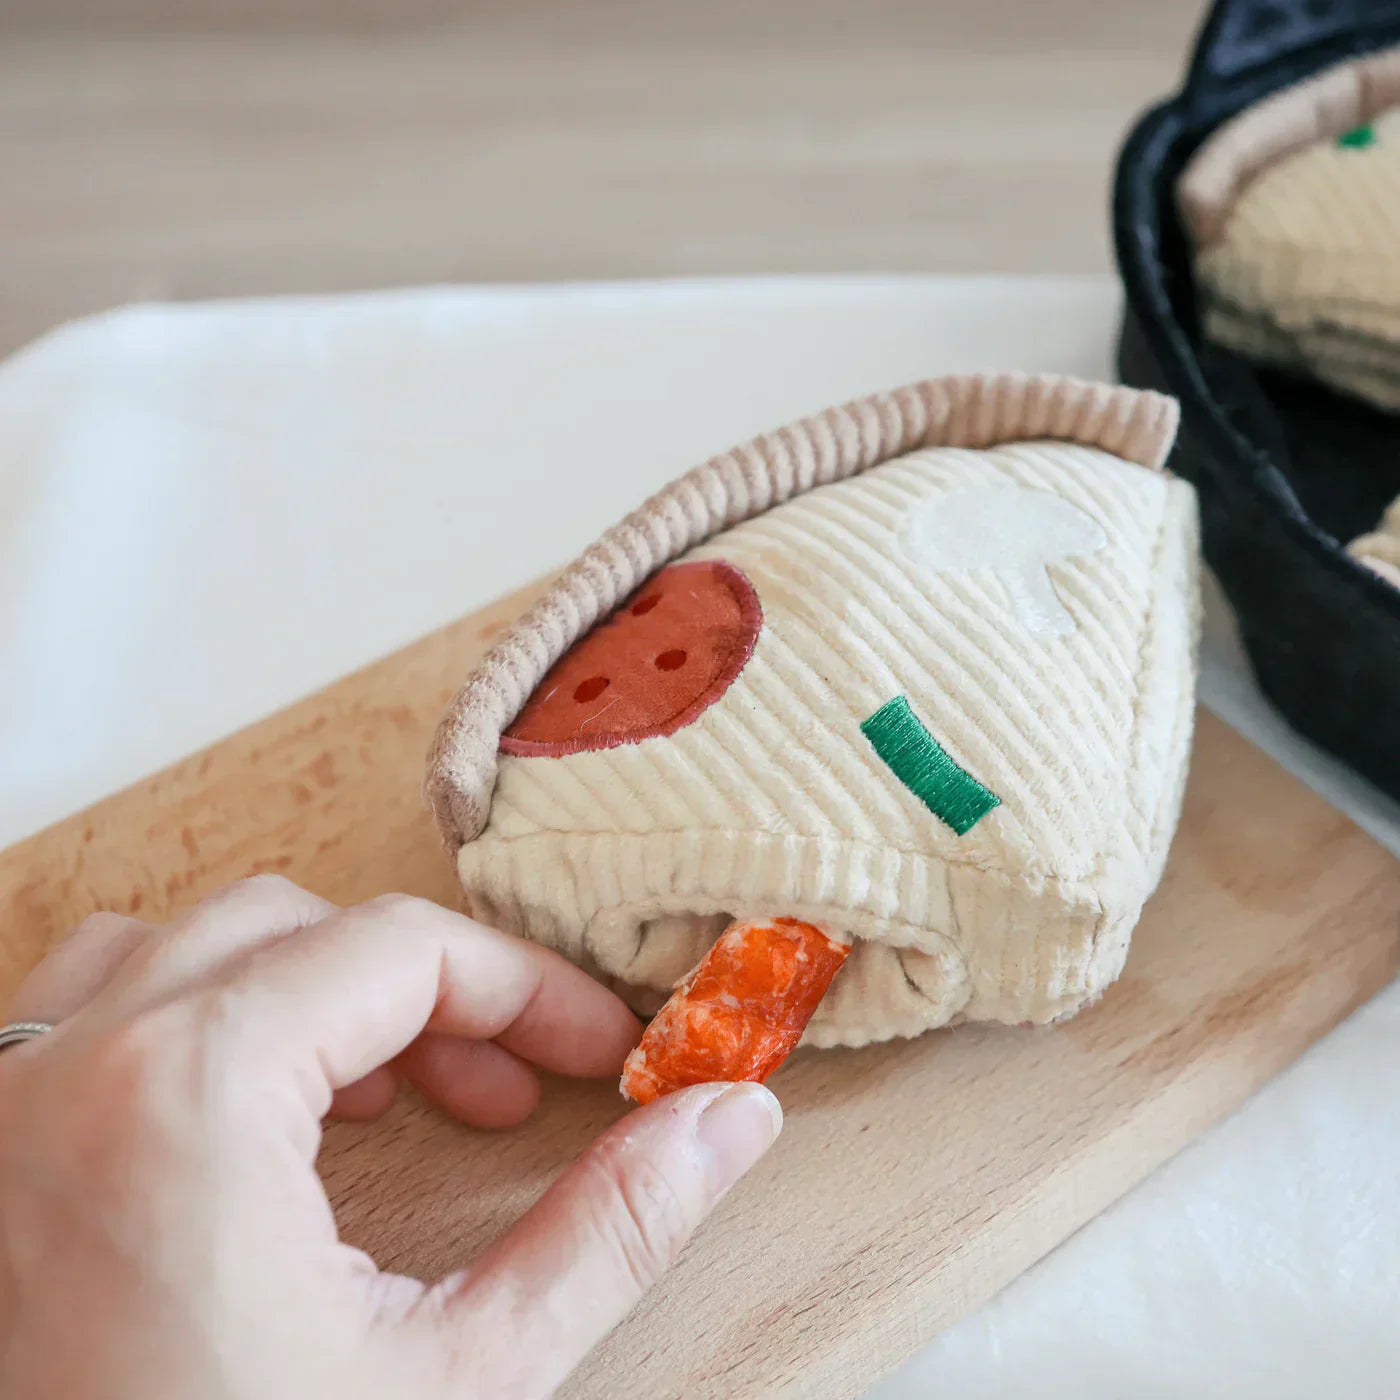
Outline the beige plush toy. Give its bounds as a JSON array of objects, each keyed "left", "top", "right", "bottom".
[
  {"left": 426, "top": 374, "right": 1199, "bottom": 1055},
  {"left": 1350, "top": 494, "right": 1400, "bottom": 589},
  {"left": 1178, "top": 47, "right": 1400, "bottom": 409}
]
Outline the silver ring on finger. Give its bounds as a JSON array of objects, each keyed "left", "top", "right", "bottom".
[{"left": 0, "top": 1022, "right": 54, "bottom": 1053}]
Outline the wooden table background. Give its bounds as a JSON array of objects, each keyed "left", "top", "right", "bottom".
[
  {"left": 0, "top": 0, "right": 1200, "bottom": 360},
  {"left": 9, "top": 8, "right": 1400, "bottom": 1393}
]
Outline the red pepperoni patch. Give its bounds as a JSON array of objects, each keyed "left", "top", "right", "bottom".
[{"left": 501, "top": 560, "right": 762, "bottom": 757}]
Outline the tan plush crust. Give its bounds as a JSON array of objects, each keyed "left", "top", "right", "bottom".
[
  {"left": 424, "top": 372, "right": 1179, "bottom": 848},
  {"left": 1179, "top": 44, "right": 1400, "bottom": 249},
  {"left": 1350, "top": 495, "right": 1400, "bottom": 586}
]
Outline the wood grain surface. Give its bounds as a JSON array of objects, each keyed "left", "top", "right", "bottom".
[
  {"left": 2, "top": 579, "right": 1397, "bottom": 1398},
  {"left": 0, "top": 0, "right": 1202, "bottom": 359}
]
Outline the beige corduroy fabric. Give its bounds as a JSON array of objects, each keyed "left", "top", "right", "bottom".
[
  {"left": 427, "top": 374, "right": 1180, "bottom": 846},
  {"left": 427, "top": 373, "right": 1198, "bottom": 1048},
  {"left": 1178, "top": 48, "right": 1400, "bottom": 410},
  {"left": 1349, "top": 494, "right": 1400, "bottom": 589}
]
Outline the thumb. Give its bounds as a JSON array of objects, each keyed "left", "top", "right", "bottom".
[{"left": 417, "top": 1082, "right": 781, "bottom": 1397}]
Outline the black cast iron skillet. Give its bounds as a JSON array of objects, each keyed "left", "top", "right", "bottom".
[{"left": 1115, "top": 0, "right": 1400, "bottom": 801}]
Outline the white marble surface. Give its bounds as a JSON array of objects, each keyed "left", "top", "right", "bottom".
[{"left": 2, "top": 276, "right": 1397, "bottom": 1397}]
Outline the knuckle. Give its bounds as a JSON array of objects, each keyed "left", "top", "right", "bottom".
[
  {"left": 231, "top": 871, "right": 301, "bottom": 903},
  {"left": 583, "top": 1136, "right": 695, "bottom": 1294},
  {"left": 178, "top": 981, "right": 248, "bottom": 1042},
  {"left": 358, "top": 891, "right": 429, "bottom": 925},
  {"left": 70, "top": 910, "right": 136, "bottom": 943}
]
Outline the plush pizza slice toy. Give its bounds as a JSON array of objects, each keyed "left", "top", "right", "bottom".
[
  {"left": 1349, "top": 493, "right": 1400, "bottom": 591},
  {"left": 1177, "top": 47, "right": 1400, "bottom": 409},
  {"left": 426, "top": 373, "right": 1198, "bottom": 1100}
]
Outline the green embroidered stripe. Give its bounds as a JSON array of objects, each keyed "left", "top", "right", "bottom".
[
  {"left": 1338, "top": 123, "right": 1375, "bottom": 149},
  {"left": 860, "top": 695, "right": 1001, "bottom": 836}
]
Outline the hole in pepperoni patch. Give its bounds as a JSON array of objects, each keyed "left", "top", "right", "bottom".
[
  {"left": 573, "top": 676, "right": 610, "bottom": 703},
  {"left": 500, "top": 559, "right": 762, "bottom": 757}
]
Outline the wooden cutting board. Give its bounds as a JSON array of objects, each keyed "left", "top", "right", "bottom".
[{"left": 2, "top": 577, "right": 1398, "bottom": 1399}]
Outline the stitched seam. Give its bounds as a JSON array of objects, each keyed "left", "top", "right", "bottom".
[
  {"left": 1089, "top": 473, "right": 1181, "bottom": 914},
  {"left": 499, "top": 560, "right": 763, "bottom": 758},
  {"left": 1206, "top": 293, "right": 1400, "bottom": 361},
  {"left": 426, "top": 374, "right": 1179, "bottom": 846},
  {"left": 462, "top": 825, "right": 1106, "bottom": 905}
]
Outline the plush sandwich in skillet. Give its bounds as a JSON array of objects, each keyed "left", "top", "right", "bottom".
[{"left": 426, "top": 373, "right": 1199, "bottom": 1098}]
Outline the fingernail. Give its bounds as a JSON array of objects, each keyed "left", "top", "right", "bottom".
[{"left": 694, "top": 1082, "right": 783, "bottom": 1197}]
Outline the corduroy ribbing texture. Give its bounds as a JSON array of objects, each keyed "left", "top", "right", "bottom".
[
  {"left": 426, "top": 372, "right": 1180, "bottom": 849},
  {"left": 1350, "top": 493, "right": 1400, "bottom": 588},
  {"left": 443, "top": 399, "right": 1199, "bottom": 1048},
  {"left": 1178, "top": 48, "right": 1400, "bottom": 410}
]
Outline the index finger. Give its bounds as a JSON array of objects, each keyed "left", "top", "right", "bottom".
[{"left": 222, "top": 894, "right": 641, "bottom": 1106}]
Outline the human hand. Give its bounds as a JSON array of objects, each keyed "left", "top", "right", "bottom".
[{"left": 0, "top": 877, "right": 782, "bottom": 1399}]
